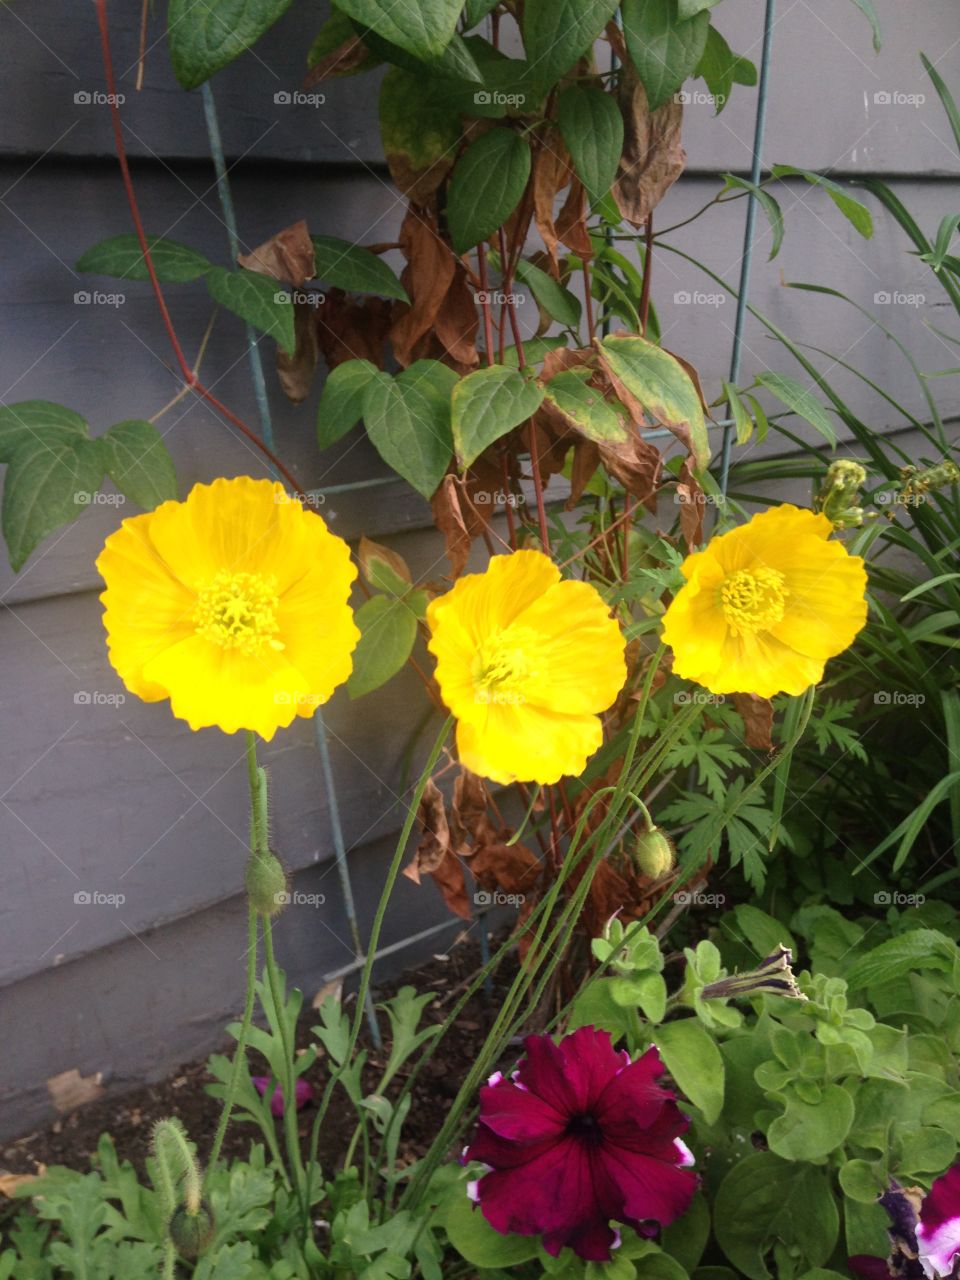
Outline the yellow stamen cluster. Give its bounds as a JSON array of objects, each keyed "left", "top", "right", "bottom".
[
  {"left": 473, "top": 627, "right": 539, "bottom": 706},
  {"left": 194, "top": 571, "right": 283, "bottom": 656},
  {"left": 720, "top": 567, "right": 788, "bottom": 635}
]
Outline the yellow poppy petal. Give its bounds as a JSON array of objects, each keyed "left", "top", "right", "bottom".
[
  {"left": 771, "top": 544, "right": 868, "bottom": 661},
  {"left": 701, "top": 630, "right": 825, "bottom": 698},
  {"left": 456, "top": 701, "right": 604, "bottom": 786},
  {"left": 96, "top": 509, "right": 197, "bottom": 701},
  {"left": 512, "top": 580, "right": 627, "bottom": 714},
  {"left": 426, "top": 549, "right": 559, "bottom": 647},
  {"left": 142, "top": 635, "right": 310, "bottom": 740}
]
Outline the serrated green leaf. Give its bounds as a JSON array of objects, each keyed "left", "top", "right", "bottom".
[
  {"left": 599, "top": 333, "right": 710, "bottom": 468},
  {"left": 316, "top": 359, "right": 381, "bottom": 450},
  {"left": 770, "top": 165, "right": 873, "bottom": 239},
  {"left": 452, "top": 366, "right": 545, "bottom": 469},
  {"left": 0, "top": 401, "right": 88, "bottom": 464},
  {"left": 168, "top": 0, "right": 294, "bottom": 89},
  {"left": 76, "top": 234, "right": 212, "bottom": 283},
  {"left": 543, "top": 368, "right": 628, "bottom": 442},
  {"left": 558, "top": 86, "right": 625, "bottom": 203},
  {"left": 3, "top": 438, "right": 105, "bottom": 572},
  {"left": 447, "top": 129, "right": 531, "bottom": 256},
  {"left": 347, "top": 595, "right": 418, "bottom": 698},
  {"left": 362, "top": 367, "right": 454, "bottom": 499},
  {"left": 206, "top": 267, "right": 296, "bottom": 356},
  {"left": 311, "top": 236, "right": 408, "bottom": 301},
  {"left": 335, "top": 0, "right": 462, "bottom": 60},
  {"left": 514, "top": 258, "right": 582, "bottom": 328},
  {"left": 622, "top": 0, "right": 710, "bottom": 111},
  {"left": 756, "top": 371, "right": 837, "bottom": 446},
  {"left": 523, "top": 0, "right": 620, "bottom": 88},
  {"left": 722, "top": 174, "right": 784, "bottom": 259},
  {"left": 100, "top": 420, "right": 177, "bottom": 510},
  {"left": 846, "top": 930, "right": 956, "bottom": 991}
]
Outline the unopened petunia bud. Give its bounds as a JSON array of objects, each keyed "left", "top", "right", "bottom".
[
  {"left": 633, "top": 826, "right": 675, "bottom": 880},
  {"left": 245, "top": 849, "right": 288, "bottom": 917},
  {"left": 169, "top": 1203, "right": 215, "bottom": 1258}
]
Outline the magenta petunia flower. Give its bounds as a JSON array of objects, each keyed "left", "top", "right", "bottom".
[
  {"left": 463, "top": 1026, "right": 698, "bottom": 1262},
  {"left": 252, "top": 1076, "right": 314, "bottom": 1118},
  {"left": 849, "top": 1164, "right": 960, "bottom": 1279}
]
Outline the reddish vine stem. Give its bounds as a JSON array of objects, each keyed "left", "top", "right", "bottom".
[
  {"left": 582, "top": 260, "right": 595, "bottom": 338},
  {"left": 94, "top": 0, "right": 305, "bottom": 497},
  {"left": 639, "top": 213, "right": 654, "bottom": 337}
]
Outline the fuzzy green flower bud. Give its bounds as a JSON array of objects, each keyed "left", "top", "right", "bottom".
[
  {"left": 633, "top": 826, "right": 675, "bottom": 880},
  {"left": 169, "top": 1202, "right": 215, "bottom": 1259},
  {"left": 245, "top": 848, "right": 288, "bottom": 916},
  {"left": 817, "top": 460, "right": 868, "bottom": 529}
]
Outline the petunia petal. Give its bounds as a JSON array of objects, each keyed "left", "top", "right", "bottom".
[
  {"left": 591, "top": 1139, "right": 698, "bottom": 1233},
  {"left": 918, "top": 1165, "right": 960, "bottom": 1277}
]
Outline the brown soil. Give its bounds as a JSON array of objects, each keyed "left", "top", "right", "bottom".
[{"left": 2, "top": 936, "right": 517, "bottom": 1182}]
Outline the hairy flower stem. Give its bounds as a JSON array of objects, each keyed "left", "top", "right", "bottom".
[
  {"left": 305, "top": 718, "right": 453, "bottom": 1192},
  {"left": 262, "top": 915, "right": 308, "bottom": 1215}
]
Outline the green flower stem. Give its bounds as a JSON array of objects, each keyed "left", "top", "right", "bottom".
[
  {"left": 203, "top": 731, "right": 265, "bottom": 1187},
  {"left": 162, "top": 1240, "right": 177, "bottom": 1280},
  {"left": 305, "top": 716, "right": 453, "bottom": 1201},
  {"left": 262, "top": 913, "right": 308, "bottom": 1213}
]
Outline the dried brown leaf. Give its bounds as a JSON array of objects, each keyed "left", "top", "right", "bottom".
[
  {"left": 238, "top": 218, "right": 316, "bottom": 288},
  {"left": 277, "top": 300, "right": 319, "bottom": 403},
  {"left": 614, "top": 67, "right": 686, "bottom": 227},
  {"left": 734, "top": 694, "right": 775, "bottom": 752},
  {"left": 390, "top": 208, "right": 458, "bottom": 367}
]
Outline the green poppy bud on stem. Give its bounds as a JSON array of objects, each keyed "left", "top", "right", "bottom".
[
  {"left": 169, "top": 1203, "right": 216, "bottom": 1259},
  {"left": 245, "top": 848, "right": 288, "bottom": 917},
  {"left": 816, "top": 459, "right": 868, "bottom": 529},
  {"left": 633, "top": 826, "right": 675, "bottom": 880}
]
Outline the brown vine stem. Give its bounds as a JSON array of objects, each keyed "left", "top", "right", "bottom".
[
  {"left": 639, "top": 213, "right": 654, "bottom": 336},
  {"left": 93, "top": 0, "right": 306, "bottom": 498}
]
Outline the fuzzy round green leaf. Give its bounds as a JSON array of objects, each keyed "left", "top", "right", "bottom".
[
  {"left": 446, "top": 1190, "right": 539, "bottom": 1267},
  {"left": 655, "top": 1018, "right": 724, "bottom": 1123},
  {"left": 767, "top": 1083, "right": 854, "bottom": 1161}
]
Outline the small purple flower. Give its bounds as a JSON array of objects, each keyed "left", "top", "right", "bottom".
[
  {"left": 464, "top": 1026, "right": 698, "bottom": 1262},
  {"left": 252, "top": 1076, "right": 314, "bottom": 1118},
  {"left": 849, "top": 1165, "right": 960, "bottom": 1279}
]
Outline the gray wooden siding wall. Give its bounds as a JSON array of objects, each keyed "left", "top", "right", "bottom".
[{"left": 0, "top": 0, "right": 956, "bottom": 1139}]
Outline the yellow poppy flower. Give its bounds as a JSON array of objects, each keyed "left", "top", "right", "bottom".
[
  {"left": 426, "top": 550, "right": 627, "bottom": 785},
  {"left": 662, "top": 504, "right": 868, "bottom": 698},
  {"left": 96, "top": 476, "right": 359, "bottom": 739}
]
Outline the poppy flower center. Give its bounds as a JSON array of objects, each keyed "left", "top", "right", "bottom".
[
  {"left": 194, "top": 570, "right": 283, "bottom": 656},
  {"left": 720, "top": 567, "right": 788, "bottom": 635},
  {"left": 473, "top": 627, "right": 538, "bottom": 706},
  {"left": 566, "top": 1111, "right": 604, "bottom": 1145}
]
